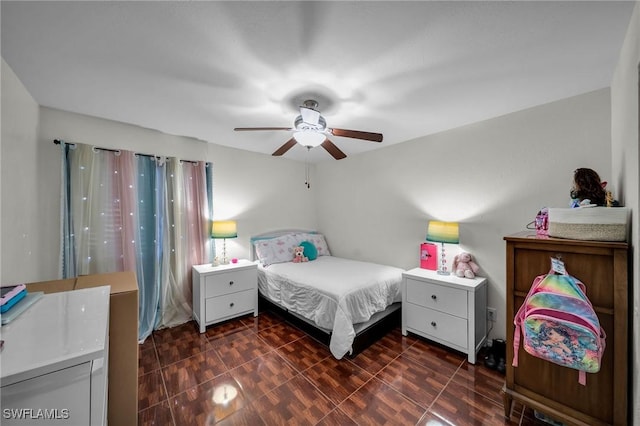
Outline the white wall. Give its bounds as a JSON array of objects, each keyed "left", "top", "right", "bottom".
[
  {"left": 1, "top": 59, "right": 42, "bottom": 284},
  {"left": 315, "top": 89, "right": 612, "bottom": 342},
  {"left": 611, "top": 2, "right": 640, "bottom": 423},
  {"left": 1, "top": 65, "right": 317, "bottom": 284}
]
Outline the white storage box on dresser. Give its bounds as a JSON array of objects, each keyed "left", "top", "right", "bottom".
[
  {"left": 402, "top": 268, "right": 487, "bottom": 363},
  {"left": 192, "top": 260, "right": 258, "bottom": 333},
  {"left": 0, "top": 286, "right": 110, "bottom": 426}
]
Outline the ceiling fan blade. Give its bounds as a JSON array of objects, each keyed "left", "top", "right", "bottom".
[
  {"left": 321, "top": 139, "right": 347, "bottom": 160},
  {"left": 272, "top": 138, "right": 298, "bottom": 156},
  {"left": 234, "top": 127, "right": 291, "bottom": 131},
  {"left": 329, "top": 128, "right": 383, "bottom": 142}
]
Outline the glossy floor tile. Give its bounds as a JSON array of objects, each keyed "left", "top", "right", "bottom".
[{"left": 138, "top": 311, "right": 546, "bottom": 425}]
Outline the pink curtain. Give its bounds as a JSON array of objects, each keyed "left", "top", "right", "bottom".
[
  {"left": 157, "top": 159, "right": 211, "bottom": 328},
  {"left": 118, "top": 150, "right": 138, "bottom": 272}
]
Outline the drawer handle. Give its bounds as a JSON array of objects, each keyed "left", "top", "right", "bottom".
[
  {"left": 229, "top": 302, "right": 235, "bottom": 308},
  {"left": 431, "top": 294, "right": 437, "bottom": 300},
  {"left": 430, "top": 321, "right": 437, "bottom": 327},
  {"left": 229, "top": 281, "right": 234, "bottom": 286}
]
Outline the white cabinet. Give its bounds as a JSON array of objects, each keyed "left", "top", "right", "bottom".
[
  {"left": 402, "top": 268, "right": 487, "bottom": 363},
  {"left": 0, "top": 286, "right": 110, "bottom": 425},
  {"left": 192, "top": 260, "right": 258, "bottom": 333}
]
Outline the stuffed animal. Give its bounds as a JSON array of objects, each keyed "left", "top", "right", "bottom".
[
  {"left": 292, "top": 246, "right": 308, "bottom": 263},
  {"left": 452, "top": 252, "right": 480, "bottom": 279}
]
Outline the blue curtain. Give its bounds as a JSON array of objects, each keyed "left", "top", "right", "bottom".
[{"left": 135, "top": 156, "right": 164, "bottom": 339}]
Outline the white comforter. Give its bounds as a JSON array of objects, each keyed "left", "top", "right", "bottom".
[{"left": 258, "top": 256, "right": 403, "bottom": 359}]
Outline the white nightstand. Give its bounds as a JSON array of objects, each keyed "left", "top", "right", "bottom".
[
  {"left": 402, "top": 268, "right": 488, "bottom": 364},
  {"left": 192, "top": 260, "right": 258, "bottom": 333}
]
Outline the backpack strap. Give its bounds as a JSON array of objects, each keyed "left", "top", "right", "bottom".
[
  {"left": 512, "top": 324, "right": 521, "bottom": 367},
  {"left": 567, "top": 274, "right": 587, "bottom": 296},
  {"left": 579, "top": 370, "right": 586, "bottom": 386},
  {"left": 556, "top": 268, "right": 588, "bottom": 294},
  {"left": 512, "top": 273, "right": 548, "bottom": 367}
]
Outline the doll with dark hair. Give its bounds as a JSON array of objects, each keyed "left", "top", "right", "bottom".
[{"left": 570, "top": 168, "right": 607, "bottom": 208}]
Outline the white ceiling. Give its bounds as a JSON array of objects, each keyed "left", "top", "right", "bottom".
[{"left": 1, "top": 1, "right": 635, "bottom": 162}]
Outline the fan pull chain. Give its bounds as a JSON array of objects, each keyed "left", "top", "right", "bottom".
[{"left": 304, "top": 147, "right": 311, "bottom": 189}]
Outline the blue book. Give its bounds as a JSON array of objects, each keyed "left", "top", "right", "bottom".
[
  {"left": 0, "top": 289, "right": 27, "bottom": 313},
  {"left": 1, "top": 292, "right": 43, "bottom": 325}
]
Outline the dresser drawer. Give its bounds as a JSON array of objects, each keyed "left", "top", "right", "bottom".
[
  {"left": 205, "top": 289, "right": 255, "bottom": 323},
  {"left": 205, "top": 269, "right": 256, "bottom": 298},
  {"left": 405, "top": 302, "right": 467, "bottom": 349},
  {"left": 405, "top": 278, "right": 467, "bottom": 318}
]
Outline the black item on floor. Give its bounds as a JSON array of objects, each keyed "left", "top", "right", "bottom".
[{"left": 484, "top": 339, "right": 506, "bottom": 374}]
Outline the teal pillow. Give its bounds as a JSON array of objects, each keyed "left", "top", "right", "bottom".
[{"left": 300, "top": 241, "right": 318, "bottom": 261}]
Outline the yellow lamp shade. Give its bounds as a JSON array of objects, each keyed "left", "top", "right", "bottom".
[
  {"left": 426, "top": 221, "right": 459, "bottom": 244},
  {"left": 211, "top": 220, "right": 237, "bottom": 239}
]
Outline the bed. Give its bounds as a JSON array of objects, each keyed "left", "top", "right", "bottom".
[{"left": 251, "top": 230, "right": 403, "bottom": 359}]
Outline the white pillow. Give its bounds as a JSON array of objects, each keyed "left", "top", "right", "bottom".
[
  {"left": 254, "top": 234, "right": 299, "bottom": 266},
  {"left": 294, "top": 233, "right": 331, "bottom": 256}
]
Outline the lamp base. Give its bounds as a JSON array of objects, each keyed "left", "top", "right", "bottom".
[
  {"left": 219, "top": 239, "right": 229, "bottom": 265},
  {"left": 438, "top": 242, "right": 450, "bottom": 275}
]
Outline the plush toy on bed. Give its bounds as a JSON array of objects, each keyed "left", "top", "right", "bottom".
[
  {"left": 452, "top": 252, "right": 480, "bottom": 279},
  {"left": 292, "top": 246, "right": 308, "bottom": 263}
]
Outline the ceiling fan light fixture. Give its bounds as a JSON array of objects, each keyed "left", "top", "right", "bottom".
[
  {"left": 234, "top": 98, "right": 382, "bottom": 160},
  {"left": 294, "top": 131, "right": 326, "bottom": 147}
]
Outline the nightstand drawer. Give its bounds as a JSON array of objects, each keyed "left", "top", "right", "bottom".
[
  {"left": 405, "top": 278, "right": 467, "bottom": 318},
  {"left": 405, "top": 302, "right": 467, "bottom": 349},
  {"left": 205, "top": 289, "right": 255, "bottom": 322},
  {"left": 205, "top": 269, "right": 256, "bottom": 298}
]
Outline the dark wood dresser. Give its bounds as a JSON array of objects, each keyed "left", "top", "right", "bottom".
[{"left": 503, "top": 232, "right": 629, "bottom": 426}]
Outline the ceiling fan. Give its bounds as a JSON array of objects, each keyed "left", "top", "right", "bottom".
[{"left": 234, "top": 99, "right": 383, "bottom": 160}]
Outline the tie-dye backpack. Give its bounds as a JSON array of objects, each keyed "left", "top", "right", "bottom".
[{"left": 512, "top": 270, "right": 605, "bottom": 386}]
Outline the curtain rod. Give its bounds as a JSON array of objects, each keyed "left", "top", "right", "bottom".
[{"left": 53, "top": 139, "right": 203, "bottom": 165}]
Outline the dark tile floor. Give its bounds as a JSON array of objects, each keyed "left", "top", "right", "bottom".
[{"left": 138, "top": 311, "right": 545, "bottom": 425}]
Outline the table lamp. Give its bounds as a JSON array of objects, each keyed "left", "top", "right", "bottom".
[
  {"left": 211, "top": 220, "right": 237, "bottom": 265},
  {"left": 426, "top": 221, "right": 459, "bottom": 275}
]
